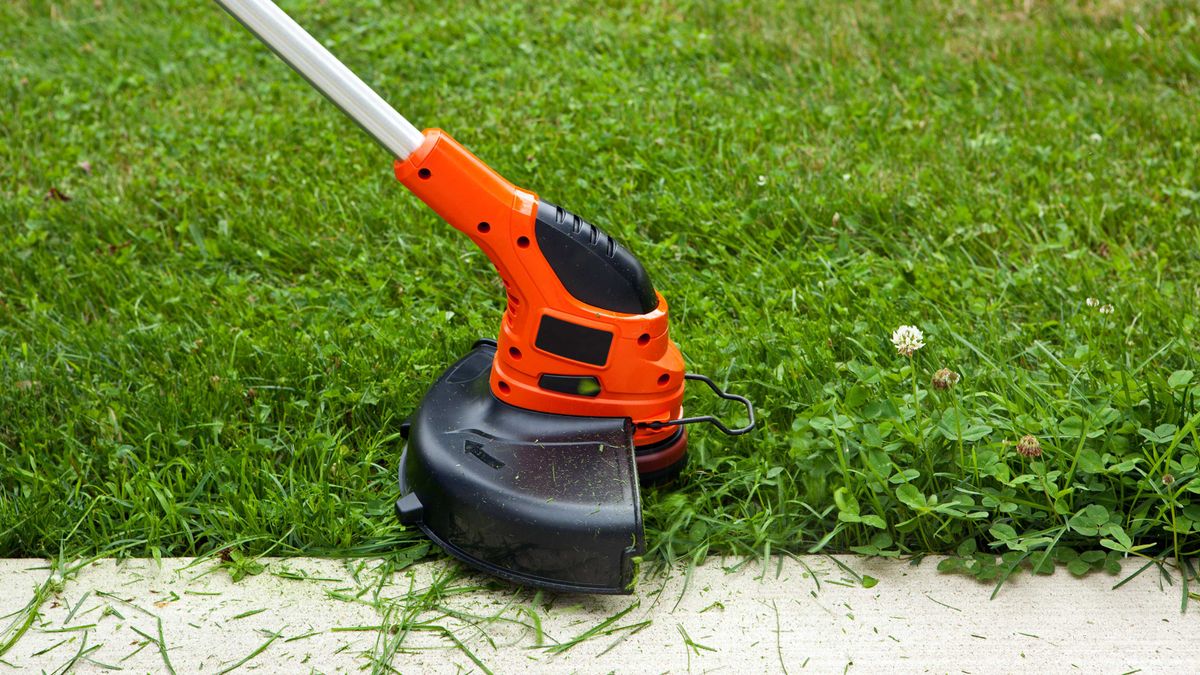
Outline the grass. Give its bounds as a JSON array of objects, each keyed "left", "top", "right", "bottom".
[{"left": 2, "top": 0, "right": 1199, "bottom": 584}]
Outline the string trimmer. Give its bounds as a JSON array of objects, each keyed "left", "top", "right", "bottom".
[{"left": 214, "top": 0, "right": 754, "bottom": 594}]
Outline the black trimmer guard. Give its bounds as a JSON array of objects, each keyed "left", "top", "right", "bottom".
[{"left": 396, "top": 340, "right": 645, "bottom": 594}]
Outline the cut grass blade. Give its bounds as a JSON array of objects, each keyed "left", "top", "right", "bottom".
[
  {"left": 129, "top": 617, "right": 175, "bottom": 675},
  {"left": 216, "top": 632, "right": 279, "bottom": 675},
  {"left": 545, "top": 601, "right": 640, "bottom": 655}
]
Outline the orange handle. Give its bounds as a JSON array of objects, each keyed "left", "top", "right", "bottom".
[{"left": 395, "top": 130, "right": 684, "bottom": 444}]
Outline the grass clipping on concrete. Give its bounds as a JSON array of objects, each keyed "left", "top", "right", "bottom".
[{"left": 2, "top": 0, "right": 1199, "bottom": 582}]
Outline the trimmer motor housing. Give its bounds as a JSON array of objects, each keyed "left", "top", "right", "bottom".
[{"left": 394, "top": 130, "right": 689, "bottom": 452}]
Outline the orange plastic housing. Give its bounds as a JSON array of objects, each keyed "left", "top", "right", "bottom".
[{"left": 395, "top": 130, "right": 684, "bottom": 445}]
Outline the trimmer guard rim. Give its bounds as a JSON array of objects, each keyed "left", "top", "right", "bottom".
[
  {"left": 398, "top": 452, "right": 638, "bottom": 595},
  {"left": 396, "top": 341, "right": 645, "bottom": 595}
]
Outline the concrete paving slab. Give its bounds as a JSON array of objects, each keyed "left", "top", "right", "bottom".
[{"left": 0, "top": 555, "right": 1194, "bottom": 673}]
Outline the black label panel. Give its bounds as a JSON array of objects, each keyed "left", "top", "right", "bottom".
[{"left": 534, "top": 315, "right": 613, "bottom": 366}]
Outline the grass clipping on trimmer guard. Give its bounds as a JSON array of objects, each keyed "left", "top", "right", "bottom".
[{"left": 214, "top": 0, "right": 754, "bottom": 594}]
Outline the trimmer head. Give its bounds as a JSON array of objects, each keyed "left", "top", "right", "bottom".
[{"left": 396, "top": 340, "right": 646, "bottom": 594}]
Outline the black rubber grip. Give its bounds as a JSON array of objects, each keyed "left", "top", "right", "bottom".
[{"left": 534, "top": 200, "right": 658, "bottom": 314}]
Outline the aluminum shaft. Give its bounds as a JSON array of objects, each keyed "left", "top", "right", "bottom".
[{"left": 214, "top": 0, "right": 425, "bottom": 159}]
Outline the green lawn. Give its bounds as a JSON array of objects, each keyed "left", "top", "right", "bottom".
[{"left": 3, "top": 0, "right": 1199, "bottom": 581}]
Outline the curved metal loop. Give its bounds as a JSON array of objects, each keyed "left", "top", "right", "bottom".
[{"left": 638, "top": 373, "right": 756, "bottom": 437}]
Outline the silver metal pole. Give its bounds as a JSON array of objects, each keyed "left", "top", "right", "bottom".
[{"left": 214, "top": 0, "right": 425, "bottom": 159}]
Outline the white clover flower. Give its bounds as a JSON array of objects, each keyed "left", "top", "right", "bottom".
[
  {"left": 891, "top": 325, "right": 925, "bottom": 357},
  {"left": 1086, "top": 297, "right": 1100, "bottom": 307},
  {"left": 1089, "top": 133, "right": 1103, "bottom": 143},
  {"left": 757, "top": 175, "right": 767, "bottom": 187},
  {"left": 1099, "top": 304, "right": 1114, "bottom": 314}
]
